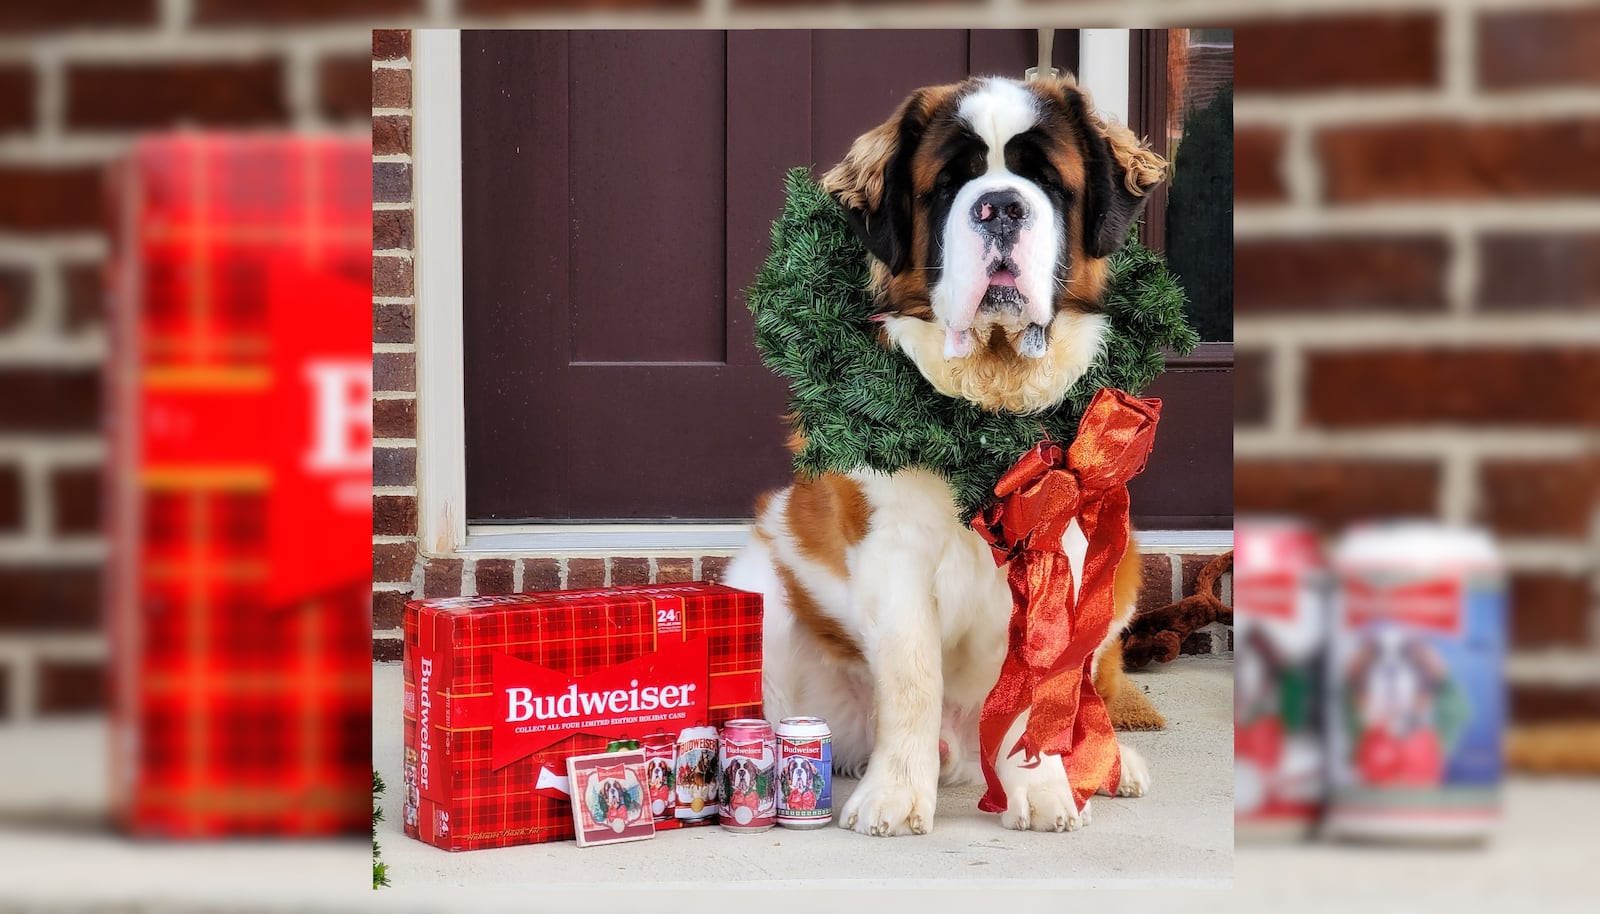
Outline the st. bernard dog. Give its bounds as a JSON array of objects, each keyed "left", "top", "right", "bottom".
[{"left": 724, "top": 76, "right": 1169, "bottom": 836}]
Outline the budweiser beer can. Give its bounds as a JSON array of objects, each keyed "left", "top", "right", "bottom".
[
  {"left": 1234, "top": 518, "right": 1328, "bottom": 841},
  {"left": 1325, "top": 522, "right": 1505, "bottom": 844},
  {"left": 673, "top": 725, "right": 720, "bottom": 824},
  {"left": 718, "top": 719, "right": 777, "bottom": 832},
  {"left": 775, "top": 716, "right": 832, "bottom": 829},
  {"left": 641, "top": 731, "right": 677, "bottom": 824}
]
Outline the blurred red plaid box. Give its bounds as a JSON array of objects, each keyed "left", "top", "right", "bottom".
[
  {"left": 105, "top": 136, "right": 373, "bottom": 837},
  {"left": 403, "top": 583, "right": 763, "bottom": 851}
]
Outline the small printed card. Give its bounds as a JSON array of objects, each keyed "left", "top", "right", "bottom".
[{"left": 566, "top": 749, "right": 656, "bottom": 848}]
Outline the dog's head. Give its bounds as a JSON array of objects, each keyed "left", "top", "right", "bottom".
[
  {"left": 646, "top": 759, "right": 669, "bottom": 788},
  {"left": 785, "top": 758, "right": 812, "bottom": 792},
  {"left": 601, "top": 780, "right": 626, "bottom": 809},
  {"left": 731, "top": 759, "right": 757, "bottom": 794},
  {"left": 822, "top": 76, "right": 1166, "bottom": 412}
]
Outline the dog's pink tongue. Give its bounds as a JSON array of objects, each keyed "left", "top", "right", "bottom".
[{"left": 988, "top": 269, "right": 1017, "bottom": 287}]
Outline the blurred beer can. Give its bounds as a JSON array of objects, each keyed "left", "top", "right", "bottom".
[
  {"left": 1325, "top": 523, "right": 1506, "bottom": 844},
  {"left": 1234, "top": 518, "right": 1329, "bottom": 840}
]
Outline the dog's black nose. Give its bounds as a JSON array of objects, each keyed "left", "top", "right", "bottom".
[{"left": 972, "top": 190, "right": 1027, "bottom": 232}]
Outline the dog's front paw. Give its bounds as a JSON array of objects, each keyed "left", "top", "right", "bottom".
[
  {"left": 1115, "top": 742, "right": 1151, "bottom": 798},
  {"left": 1001, "top": 783, "right": 1091, "bottom": 832},
  {"left": 841, "top": 777, "right": 935, "bottom": 836}
]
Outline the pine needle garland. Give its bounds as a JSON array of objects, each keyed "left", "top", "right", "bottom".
[{"left": 747, "top": 168, "right": 1198, "bottom": 522}]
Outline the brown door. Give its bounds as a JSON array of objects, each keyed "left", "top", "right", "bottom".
[{"left": 461, "top": 30, "right": 1074, "bottom": 522}]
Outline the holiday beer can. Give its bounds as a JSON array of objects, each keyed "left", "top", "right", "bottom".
[
  {"left": 1234, "top": 518, "right": 1328, "bottom": 841},
  {"left": 1325, "top": 522, "right": 1506, "bottom": 844},
  {"left": 641, "top": 732, "right": 677, "bottom": 824},
  {"left": 718, "top": 719, "right": 777, "bottom": 832},
  {"left": 776, "top": 716, "right": 832, "bottom": 829},
  {"left": 673, "top": 725, "right": 720, "bottom": 824}
]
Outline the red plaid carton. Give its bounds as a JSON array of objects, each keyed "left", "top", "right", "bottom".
[
  {"left": 403, "top": 583, "right": 764, "bottom": 851},
  {"left": 105, "top": 136, "right": 372, "bottom": 836}
]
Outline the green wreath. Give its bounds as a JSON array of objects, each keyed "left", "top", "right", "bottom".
[{"left": 747, "top": 168, "right": 1198, "bottom": 522}]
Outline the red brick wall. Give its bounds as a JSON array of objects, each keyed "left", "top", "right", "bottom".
[
  {"left": 1229, "top": 8, "right": 1600, "bottom": 720},
  {"left": 0, "top": 5, "right": 384, "bottom": 721}
]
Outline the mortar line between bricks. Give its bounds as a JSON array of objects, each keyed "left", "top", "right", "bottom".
[
  {"left": 159, "top": 0, "right": 190, "bottom": 33},
  {"left": 1270, "top": 338, "right": 1302, "bottom": 437},
  {"left": 1439, "top": 447, "right": 1478, "bottom": 527},
  {"left": 7, "top": 653, "right": 34, "bottom": 723},
  {"left": 0, "top": 28, "right": 380, "bottom": 61},
  {"left": 1234, "top": 318, "right": 1600, "bottom": 346},
  {"left": 372, "top": 203, "right": 413, "bottom": 212},
  {"left": 372, "top": 439, "right": 418, "bottom": 449},
  {"left": 36, "top": 43, "right": 63, "bottom": 147},
  {"left": 282, "top": 40, "right": 320, "bottom": 134},
  {"left": 0, "top": 236, "right": 106, "bottom": 258},
  {"left": 1444, "top": 219, "right": 1477, "bottom": 316},
  {"left": 373, "top": 392, "right": 418, "bottom": 400},
  {"left": 1236, "top": 205, "right": 1600, "bottom": 234},
  {"left": 373, "top": 486, "right": 418, "bottom": 496},
  {"left": 1496, "top": 542, "right": 1598, "bottom": 571},
  {"left": 1442, "top": 0, "right": 1477, "bottom": 105},
  {"left": 0, "top": 439, "right": 105, "bottom": 461},
  {"left": 1236, "top": 430, "right": 1598, "bottom": 459},
  {"left": 372, "top": 535, "right": 417, "bottom": 545},
  {"left": 373, "top": 342, "right": 417, "bottom": 353},
  {"left": 1234, "top": 90, "right": 1600, "bottom": 124},
  {"left": 373, "top": 153, "right": 412, "bottom": 164},
  {"left": 374, "top": 108, "right": 411, "bottom": 117},
  {"left": 1166, "top": 555, "right": 1181, "bottom": 603}
]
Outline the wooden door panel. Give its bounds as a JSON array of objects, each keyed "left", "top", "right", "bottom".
[
  {"left": 1129, "top": 346, "right": 1234, "bottom": 529},
  {"left": 567, "top": 30, "right": 728, "bottom": 365}
]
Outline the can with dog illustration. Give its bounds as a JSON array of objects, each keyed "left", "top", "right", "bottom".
[
  {"left": 673, "top": 725, "right": 721, "bottom": 824},
  {"left": 776, "top": 716, "right": 833, "bottom": 829},
  {"left": 718, "top": 719, "right": 777, "bottom": 832},
  {"left": 1234, "top": 518, "right": 1328, "bottom": 840},
  {"left": 1326, "top": 523, "right": 1505, "bottom": 844},
  {"left": 641, "top": 732, "right": 677, "bottom": 824}
]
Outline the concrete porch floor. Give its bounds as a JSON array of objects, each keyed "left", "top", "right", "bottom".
[{"left": 371, "top": 655, "right": 1234, "bottom": 890}]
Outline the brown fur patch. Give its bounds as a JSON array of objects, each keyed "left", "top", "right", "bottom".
[
  {"left": 784, "top": 473, "right": 870, "bottom": 578},
  {"left": 752, "top": 489, "right": 776, "bottom": 519},
  {"left": 774, "top": 560, "right": 865, "bottom": 664}
]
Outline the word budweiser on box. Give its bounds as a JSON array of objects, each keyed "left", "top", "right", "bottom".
[
  {"left": 403, "top": 583, "right": 764, "bottom": 851},
  {"left": 105, "top": 136, "right": 373, "bottom": 836}
]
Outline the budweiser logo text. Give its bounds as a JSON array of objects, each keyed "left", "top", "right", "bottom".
[
  {"left": 507, "top": 680, "right": 698, "bottom": 722},
  {"left": 488, "top": 637, "right": 710, "bottom": 769},
  {"left": 418, "top": 657, "right": 433, "bottom": 792},
  {"left": 780, "top": 739, "right": 825, "bottom": 759},
  {"left": 1345, "top": 578, "right": 1462, "bottom": 634}
]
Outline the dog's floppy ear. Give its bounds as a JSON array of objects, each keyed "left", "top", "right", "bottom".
[
  {"left": 821, "top": 88, "right": 938, "bottom": 276},
  {"left": 1057, "top": 82, "right": 1169, "bottom": 258}
]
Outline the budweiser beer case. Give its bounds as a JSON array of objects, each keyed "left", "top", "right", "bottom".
[
  {"left": 403, "top": 583, "right": 764, "bottom": 851},
  {"left": 105, "top": 136, "right": 373, "bottom": 836}
]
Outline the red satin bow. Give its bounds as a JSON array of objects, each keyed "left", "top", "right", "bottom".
[{"left": 971, "top": 388, "right": 1161, "bottom": 813}]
